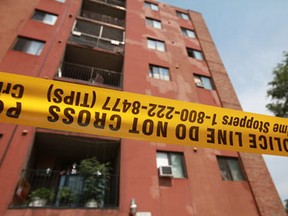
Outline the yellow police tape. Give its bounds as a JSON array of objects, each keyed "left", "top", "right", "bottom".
[{"left": 0, "top": 72, "right": 287, "bottom": 156}]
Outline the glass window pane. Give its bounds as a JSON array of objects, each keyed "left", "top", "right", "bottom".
[
  {"left": 146, "top": 18, "right": 153, "bottom": 26},
  {"left": 181, "top": 28, "right": 187, "bottom": 36},
  {"left": 201, "top": 77, "right": 213, "bottom": 90},
  {"left": 187, "top": 29, "right": 196, "bottom": 38},
  {"left": 144, "top": 2, "right": 150, "bottom": 9},
  {"left": 32, "top": 11, "right": 45, "bottom": 21},
  {"left": 43, "top": 14, "right": 58, "bottom": 25},
  {"left": 153, "top": 20, "right": 161, "bottom": 29},
  {"left": 176, "top": 11, "right": 182, "bottom": 18},
  {"left": 26, "top": 40, "right": 44, "bottom": 55},
  {"left": 152, "top": 66, "right": 160, "bottom": 79},
  {"left": 217, "top": 158, "right": 232, "bottom": 180},
  {"left": 194, "top": 75, "right": 201, "bottom": 83},
  {"left": 147, "top": 39, "right": 156, "bottom": 49},
  {"left": 149, "top": 66, "right": 154, "bottom": 77},
  {"left": 193, "top": 50, "right": 203, "bottom": 60},
  {"left": 159, "top": 68, "right": 169, "bottom": 80},
  {"left": 151, "top": 4, "right": 159, "bottom": 11},
  {"left": 156, "top": 152, "right": 169, "bottom": 168},
  {"left": 228, "top": 159, "right": 245, "bottom": 181},
  {"left": 156, "top": 41, "right": 165, "bottom": 51},
  {"left": 170, "top": 153, "right": 185, "bottom": 178},
  {"left": 182, "top": 13, "right": 190, "bottom": 20}
]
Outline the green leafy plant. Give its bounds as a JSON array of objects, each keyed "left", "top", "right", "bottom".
[
  {"left": 79, "top": 157, "right": 111, "bottom": 207},
  {"left": 59, "top": 187, "right": 76, "bottom": 205},
  {"left": 29, "top": 187, "right": 54, "bottom": 202}
]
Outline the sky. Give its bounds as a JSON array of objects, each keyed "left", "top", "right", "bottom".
[{"left": 160, "top": 0, "right": 288, "bottom": 204}]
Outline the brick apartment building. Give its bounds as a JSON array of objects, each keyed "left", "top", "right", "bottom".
[{"left": 0, "top": 0, "right": 286, "bottom": 215}]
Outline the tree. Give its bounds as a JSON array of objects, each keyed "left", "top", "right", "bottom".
[
  {"left": 266, "top": 51, "right": 288, "bottom": 117},
  {"left": 285, "top": 199, "right": 288, "bottom": 212}
]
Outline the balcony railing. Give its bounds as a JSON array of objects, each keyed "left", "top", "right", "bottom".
[
  {"left": 11, "top": 169, "right": 119, "bottom": 208},
  {"left": 57, "top": 62, "right": 122, "bottom": 88},
  {"left": 81, "top": 10, "right": 125, "bottom": 27},
  {"left": 70, "top": 33, "right": 124, "bottom": 53},
  {"left": 95, "top": 0, "right": 125, "bottom": 8}
]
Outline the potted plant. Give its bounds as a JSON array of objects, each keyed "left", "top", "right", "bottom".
[
  {"left": 29, "top": 187, "right": 54, "bottom": 207},
  {"left": 78, "top": 157, "right": 111, "bottom": 208},
  {"left": 59, "top": 186, "right": 76, "bottom": 206}
]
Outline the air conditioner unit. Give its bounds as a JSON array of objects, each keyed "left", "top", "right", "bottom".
[
  {"left": 195, "top": 81, "right": 204, "bottom": 88},
  {"left": 158, "top": 166, "right": 173, "bottom": 177},
  {"left": 57, "top": 68, "right": 62, "bottom": 77},
  {"left": 111, "top": 40, "right": 120, "bottom": 45},
  {"left": 72, "top": 31, "right": 82, "bottom": 36}
]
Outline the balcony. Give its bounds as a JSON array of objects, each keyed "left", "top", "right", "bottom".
[
  {"left": 81, "top": 10, "right": 125, "bottom": 27},
  {"left": 57, "top": 44, "right": 123, "bottom": 89},
  {"left": 71, "top": 19, "right": 125, "bottom": 53},
  {"left": 81, "top": 0, "right": 125, "bottom": 27},
  {"left": 57, "top": 61, "right": 122, "bottom": 88},
  {"left": 10, "top": 132, "right": 120, "bottom": 209},
  {"left": 92, "top": 0, "right": 125, "bottom": 8},
  {"left": 70, "top": 33, "right": 124, "bottom": 53},
  {"left": 11, "top": 169, "right": 119, "bottom": 208}
]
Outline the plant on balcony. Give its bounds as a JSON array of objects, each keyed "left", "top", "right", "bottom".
[
  {"left": 79, "top": 157, "right": 111, "bottom": 208},
  {"left": 29, "top": 187, "right": 54, "bottom": 207},
  {"left": 59, "top": 186, "right": 76, "bottom": 206}
]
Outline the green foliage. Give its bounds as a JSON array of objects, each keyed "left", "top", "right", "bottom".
[
  {"left": 266, "top": 51, "right": 288, "bottom": 117},
  {"left": 59, "top": 187, "right": 76, "bottom": 204},
  {"left": 29, "top": 187, "right": 54, "bottom": 202},
  {"left": 78, "top": 157, "right": 111, "bottom": 204},
  {"left": 285, "top": 199, "right": 288, "bottom": 212}
]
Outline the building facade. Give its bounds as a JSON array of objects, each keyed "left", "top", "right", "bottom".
[{"left": 0, "top": 0, "right": 286, "bottom": 215}]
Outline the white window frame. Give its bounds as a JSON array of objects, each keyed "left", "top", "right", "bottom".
[
  {"left": 187, "top": 48, "right": 204, "bottom": 60},
  {"left": 181, "top": 27, "right": 196, "bottom": 38},
  {"left": 217, "top": 156, "right": 245, "bottom": 181},
  {"left": 149, "top": 65, "right": 170, "bottom": 81},
  {"left": 194, "top": 74, "right": 214, "bottom": 90},
  {"left": 176, "top": 11, "right": 190, "bottom": 20},
  {"left": 146, "top": 18, "right": 162, "bottom": 29},
  {"left": 144, "top": 1, "right": 159, "bottom": 11},
  {"left": 147, "top": 38, "right": 165, "bottom": 52}
]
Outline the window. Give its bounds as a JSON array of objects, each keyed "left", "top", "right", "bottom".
[
  {"left": 149, "top": 65, "right": 170, "bottom": 81},
  {"left": 13, "top": 37, "right": 45, "bottom": 56},
  {"left": 156, "top": 152, "right": 186, "bottom": 178},
  {"left": 187, "top": 48, "right": 204, "bottom": 60},
  {"left": 217, "top": 156, "right": 245, "bottom": 181},
  {"left": 147, "top": 38, "right": 165, "bottom": 52},
  {"left": 181, "top": 27, "right": 196, "bottom": 38},
  {"left": 194, "top": 75, "right": 213, "bottom": 90},
  {"left": 32, "top": 10, "right": 58, "bottom": 25},
  {"left": 176, "top": 11, "right": 190, "bottom": 20},
  {"left": 146, "top": 18, "right": 162, "bottom": 29},
  {"left": 144, "top": 1, "right": 159, "bottom": 11}
]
